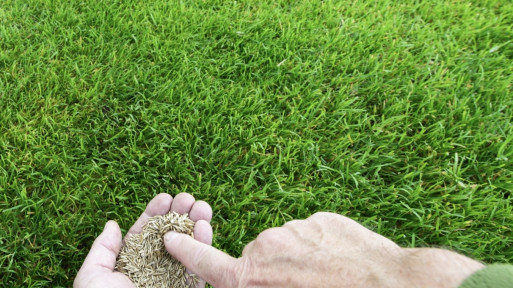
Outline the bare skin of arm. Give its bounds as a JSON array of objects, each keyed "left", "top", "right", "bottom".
[{"left": 164, "top": 212, "right": 484, "bottom": 288}]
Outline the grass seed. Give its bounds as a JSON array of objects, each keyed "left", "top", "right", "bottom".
[{"left": 115, "top": 212, "right": 198, "bottom": 288}]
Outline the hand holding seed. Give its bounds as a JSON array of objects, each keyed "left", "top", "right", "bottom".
[
  {"left": 74, "top": 193, "right": 213, "bottom": 288},
  {"left": 165, "top": 212, "right": 484, "bottom": 288}
]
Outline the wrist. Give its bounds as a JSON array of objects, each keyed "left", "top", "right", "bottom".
[{"left": 399, "top": 248, "right": 484, "bottom": 288}]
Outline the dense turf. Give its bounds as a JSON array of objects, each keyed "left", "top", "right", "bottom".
[{"left": 1, "top": 0, "right": 512, "bottom": 286}]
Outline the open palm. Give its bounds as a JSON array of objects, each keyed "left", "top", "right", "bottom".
[{"left": 74, "top": 193, "right": 213, "bottom": 288}]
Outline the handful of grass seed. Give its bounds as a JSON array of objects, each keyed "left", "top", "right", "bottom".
[{"left": 116, "top": 212, "right": 198, "bottom": 288}]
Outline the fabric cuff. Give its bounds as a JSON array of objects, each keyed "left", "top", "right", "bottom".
[{"left": 458, "top": 264, "right": 513, "bottom": 288}]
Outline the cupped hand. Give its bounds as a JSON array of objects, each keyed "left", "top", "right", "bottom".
[
  {"left": 74, "top": 193, "right": 213, "bottom": 288},
  {"left": 164, "top": 212, "right": 484, "bottom": 288}
]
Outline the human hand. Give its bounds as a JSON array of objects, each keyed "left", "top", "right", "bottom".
[
  {"left": 74, "top": 193, "right": 213, "bottom": 288},
  {"left": 164, "top": 212, "right": 484, "bottom": 288}
]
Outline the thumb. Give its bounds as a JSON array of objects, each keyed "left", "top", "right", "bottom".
[
  {"left": 80, "top": 220, "right": 122, "bottom": 272},
  {"left": 164, "top": 231, "right": 239, "bottom": 287}
]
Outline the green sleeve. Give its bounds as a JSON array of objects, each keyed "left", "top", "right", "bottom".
[{"left": 459, "top": 264, "right": 513, "bottom": 288}]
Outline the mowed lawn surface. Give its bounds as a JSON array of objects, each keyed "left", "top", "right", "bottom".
[{"left": 1, "top": 0, "right": 512, "bottom": 286}]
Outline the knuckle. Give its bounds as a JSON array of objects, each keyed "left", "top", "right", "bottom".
[
  {"left": 252, "top": 227, "right": 289, "bottom": 252},
  {"left": 255, "top": 227, "right": 282, "bottom": 245},
  {"left": 242, "top": 240, "right": 255, "bottom": 256},
  {"left": 309, "top": 212, "right": 340, "bottom": 222},
  {"left": 282, "top": 219, "right": 303, "bottom": 227}
]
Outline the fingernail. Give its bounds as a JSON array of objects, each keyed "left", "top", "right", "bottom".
[{"left": 165, "top": 231, "right": 178, "bottom": 242}]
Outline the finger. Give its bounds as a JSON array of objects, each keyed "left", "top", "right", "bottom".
[
  {"left": 193, "top": 220, "right": 213, "bottom": 245},
  {"left": 188, "top": 220, "right": 213, "bottom": 288},
  {"left": 81, "top": 221, "right": 122, "bottom": 272},
  {"left": 164, "top": 232, "right": 238, "bottom": 288},
  {"left": 189, "top": 201, "right": 213, "bottom": 223},
  {"left": 125, "top": 193, "right": 173, "bottom": 240},
  {"left": 170, "top": 192, "right": 195, "bottom": 214}
]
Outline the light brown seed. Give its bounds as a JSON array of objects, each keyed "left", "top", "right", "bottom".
[{"left": 115, "top": 212, "right": 198, "bottom": 288}]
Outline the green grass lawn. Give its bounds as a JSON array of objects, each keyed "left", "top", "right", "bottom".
[{"left": 1, "top": 0, "right": 512, "bottom": 286}]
